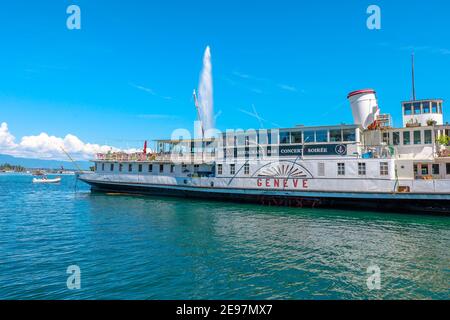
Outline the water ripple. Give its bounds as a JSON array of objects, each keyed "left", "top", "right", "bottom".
[{"left": 0, "top": 174, "right": 449, "bottom": 300}]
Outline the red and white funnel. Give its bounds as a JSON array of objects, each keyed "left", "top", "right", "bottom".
[{"left": 347, "top": 89, "right": 379, "bottom": 129}]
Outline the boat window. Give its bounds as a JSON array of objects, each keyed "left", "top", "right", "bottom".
[
  {"left": 230, "top": 164, "right": 236, "bottom": 175},
  {"left": 358, "top": 163, "right": 366, "bottom": 176},
  {"left": 432, "top": 102, "right": 438, "bottom": 113},
  {"left": 256, "top": 130, "right": 265, "bottom": 145},
  {"left": 382, "top": 132, "right": 390, "bottom": 144},
  {"left": 404, "top": 104, "right": 412, "bottom": 115},
  {"left": 138, "top": 164, "right": 142, "bottom": 172},
  {"left": 225, "top": 134, "right": 234, "bottom": 147},
  {"left": 159, "top": 164, "right": 164, "bottom": 173},
  {"left": 235, "top": 133, "right": 245, "bottom": 147},
  {"left": 380, "top": 162, "right": 389, "bottom": 176},
  {"left": 424, "top": 130, "right": 432, "bottom": 144},
  {"left": 194, "top": 165, "right": 199, "bottom": 173},
  {"left": 291, "top": 131, "right": 302, "bottom": 144},
  {"left": 267, "top": 130, "right": 272, "bottom": 145},
  {"left": 330, "top": 129, "right": 342, "bottom": 142},
  {"left": 102, "top": 163, "right": 105, "bottom": 171},
  {"left": 342, "top": 129, "right": 356, "bottom": 142},
  {"left": 217, "top": 164, "right": 223, "bottom": 175},
  {"left": 403, "top": 131, "right": 411, "bottom": 145},
  {"left": 438, "top": 102, "right": 443, "bottom": 114},
  {"left": 337, "top": 163, "right": 345, "bottom": 176},
  {"left": 316, "top": 130, "right": 328, "bottom": 143},
  {"left": 247, "top": 131, "right": 257, "bottom": 146},
  {"left": 280, "top": 132, "right": 290, "bottom": 144},
  {"left": 128, "top": 164, "right": 132, "bottom": 172},
  {"left": 421, "top": 164, "right": 429, "bottom": 175},
  {"left": 119, "top": 164, "right": 123, "bottom": 172},
  {"left": 413, "top": 103, "right": 421, "bottom": 114},
  {"left": 393, "top": 132, "right": 400, "bottom": 145},
  {"left": 446, "top": 163, "right": 450, "bottom": 175},
  {"left": 432, "top": 164, "right": 440, "bottom": 175},
  {"left": 414, "top": 131, "right": 422, "bottom": 145},
  {"left": 304, "top": 131, "right": 315, "bottom": 143},
  {"left": 95, "top": 163, "right": 98, "bottom": 171},
  {"left": 170, "top": 165, "right": 175, "bottom": 173},
  {"left": 422, "top": 102, "right": 430, "bottom": 113},
  {"left": 148, "top": 164, "right": 153, "bottom": 172},
  {"left": 244, "top": 164, "right": 250, "bottom": 175},
  {"left": 414, "top": 164, "right": 418, "bottom": 176},
  {"left": 221, "top": 133, "right": 227, "bottom": 147}
]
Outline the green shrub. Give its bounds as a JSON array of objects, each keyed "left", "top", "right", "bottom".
[{"left": 436, "top": 135, "right": 450, "bottom": 146}]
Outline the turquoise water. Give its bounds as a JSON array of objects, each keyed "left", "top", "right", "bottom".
[{"left": 0, "top": 174, "right": 449, "bottom": 300}]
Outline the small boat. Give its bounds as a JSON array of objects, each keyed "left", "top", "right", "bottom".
[
  {"left": 32, "top": 170, "right": 46, "bottom": 176},
  {"left": 32, "top": 177, "right": 61, "bottom": 184}
]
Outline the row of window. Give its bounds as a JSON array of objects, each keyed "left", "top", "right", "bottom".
[
  {"left": 221, "top": 128, "right": 357, "bottom": 147},
  {"left": 98, "top": 162, "right": 450, "bottom": 177},
  {"left": 217, "top": 164, "right": 250, "bottom": 175},
  {"left": 222, "top": 130, "right": 277, "bottom": 147},
  {"left": 403, "top": 101, "right": 442, "bottom": 115},
  {"left": 414, "top": 163, "right": 450, "bottom": 176},
  {"left": 97, "top": 163, "right": 200, "bottom": 174},
  {"left": 387, "top": 130, "right": 433, "bottom": 146},
  {"left": 217, "top": 162, "right": 389, "bottom": 177},
  {"left": 280, "top": 128, "right": 356, "bottom": 144},
  {"left": 337, "top": 162, "right": 388, "bottom": 176}
]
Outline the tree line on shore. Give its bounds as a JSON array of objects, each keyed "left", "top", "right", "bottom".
[{"left": 0, "top": 163, "right": 26, "bottom": 172}]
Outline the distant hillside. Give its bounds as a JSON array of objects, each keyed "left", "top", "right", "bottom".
[{"left": 0, "top": 154, "right": 91, "bottom": 170}]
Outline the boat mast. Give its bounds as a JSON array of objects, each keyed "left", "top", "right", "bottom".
[
  {"left": 411, "top": 53, "right": 416, "bottom": 101},
  {"left": 60, "top": 145, "right": 82, "bottom": 172},
  {"left": 193, "top": 89, "right": 206, "bottom": 163},
  {"left": 193, "top": 89, "right": 205, "bottom": 137}
]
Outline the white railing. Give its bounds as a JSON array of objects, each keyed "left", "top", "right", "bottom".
[{"left": 95, "top": 152, "right": 216, "bottom": 163}]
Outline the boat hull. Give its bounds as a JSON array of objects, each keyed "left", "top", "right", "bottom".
[
  {"left": 81, "top": 179, "right": 450, "bottom": 215},
  {"left": 32, "top": 177, "right": 61, "bottom": 184}
]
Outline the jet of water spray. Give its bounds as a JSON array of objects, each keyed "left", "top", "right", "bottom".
[{"left": 198, "top": 46, "right": 214, "bottom": 134}]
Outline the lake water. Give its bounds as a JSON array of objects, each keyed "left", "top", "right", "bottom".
[{"left": 0, "top": 174, "right": 449, "bottom": 300}]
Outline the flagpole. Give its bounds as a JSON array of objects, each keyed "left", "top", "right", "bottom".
[
  {"left": 193, "top": 90, "right": 204, "bottom": 137},
  {"left": 412, "top": 53, "right": 416, "bottom": 101}
]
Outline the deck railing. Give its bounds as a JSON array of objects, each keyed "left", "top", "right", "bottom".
[{"left": 95, "top": 152, "right": 217, "bottom": 163}]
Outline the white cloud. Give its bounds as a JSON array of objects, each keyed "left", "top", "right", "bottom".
[
  {"left": 130, "top": 82, "right": 157, "bottom": 95},
  {"left": 230, "top": 71, "right": 303, "bottom": 94},
  {"left": 278, "top": 84, "right": 298, "bottom": 92},
  {"left": 383, "top": 43, "right": 450, "bottom": 56},
  {"left": 0, "top": 122, "right": 139, "bottom": 161},
  {"left": 129, "top": 82, "right": 173, "bottom": 100},
  {"left": 137, "top": 114, "right": 179, "bottom": 120},
  {"left": 0, "top": 122, "right": 16, "bottom": 149}
]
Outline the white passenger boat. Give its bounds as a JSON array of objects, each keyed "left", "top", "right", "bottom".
[
  {"left": 76, "top": 86, "right": 450, "bottom": 215},
  {"left": 77, "top": 51, "right": 450, "bottom": 216},
  {"left": 32, "top": 177, "right": 61, "bottom": 184}
]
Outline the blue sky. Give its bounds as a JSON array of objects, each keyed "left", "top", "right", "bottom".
[{"left": 1, "top": 0, "right": 450, "bottom": 153}]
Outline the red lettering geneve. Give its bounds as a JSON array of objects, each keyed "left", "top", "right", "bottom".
[{"left": 257, "top": 178, "right": 308, "bottom": 189}]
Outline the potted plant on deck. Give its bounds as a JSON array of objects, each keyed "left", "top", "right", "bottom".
[
  {"left": 436, "top": 134, "right": 450, "bottom": 157},
  {"left": 406, "top": 119, "right": 421, "bottom": 127}
]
